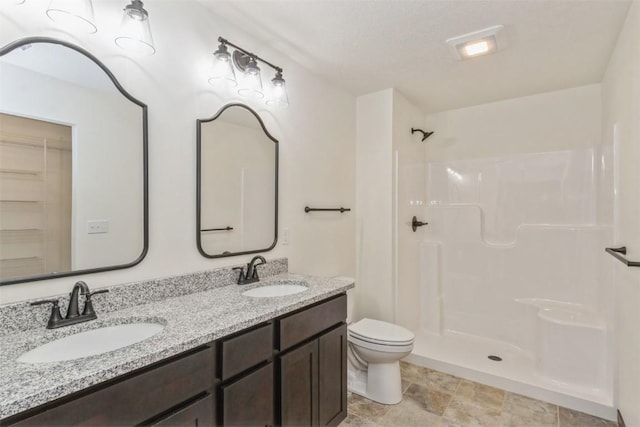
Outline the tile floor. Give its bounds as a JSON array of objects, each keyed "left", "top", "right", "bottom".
[{"left": 340, "top": 361, "right": 617, "bottom": 427}]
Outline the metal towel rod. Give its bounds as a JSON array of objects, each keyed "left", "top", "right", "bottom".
[
  {"left": 605, "top": 246, "right": 640, "bottom": 267},
  {"left": 201, "top": 226, "right": 234, "bottom": 232},
  {"left": 304, "top": 206, "right": 351, "bottom": 213}
]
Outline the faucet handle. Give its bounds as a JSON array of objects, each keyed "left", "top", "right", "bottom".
[
  {"left": 31, "top": 299, "right": 59, "bottom": 306},
  {"left": 82, "top": 289, "right": 109, "bottom": 316},
  {"left": 87, "top": 289, "right": 109, "bottom": 298},
  {"left": 31, "top": 299, "right": 63, "bottom": 329},
  {"left": 232, "top": 267, "right": 246, "bottom": 284}
]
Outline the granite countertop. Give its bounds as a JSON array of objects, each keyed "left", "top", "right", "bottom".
[{"left": 0, "top": 273, "right": 354, "bottom": 419}]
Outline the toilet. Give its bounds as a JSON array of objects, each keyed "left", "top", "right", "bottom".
[{"left": 347, "top": 318, "right": 415, "bottom": 405}]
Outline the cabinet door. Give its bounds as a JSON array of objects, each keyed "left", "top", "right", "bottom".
[
  {"left": 220, "top": 363, "right": 273, "bottom": 427},
  {"left": 318, "top": 324, "right": 347, "bottom": 426},
  {"left": 279, "top": 340, "right": 318, "bottom": 427}
]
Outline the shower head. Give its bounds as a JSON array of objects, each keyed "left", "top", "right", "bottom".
[{"left": 411, "top": 128, "right": 434, "bottom": 142}]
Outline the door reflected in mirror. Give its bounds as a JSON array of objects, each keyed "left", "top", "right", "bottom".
[
  {"left": 0, "top": 38, "right": 148, "bottom": 284},
  {"left": 197, "top": 104, "right": 278, "bottom": 258}
]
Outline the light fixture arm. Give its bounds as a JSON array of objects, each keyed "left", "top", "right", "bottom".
[{"left": 218, "top": 37, "right": 283, "bottom": 74}]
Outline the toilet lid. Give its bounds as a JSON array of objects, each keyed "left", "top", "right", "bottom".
[{"left": 348, "top": 318, "right": 414, "bottom": 345}]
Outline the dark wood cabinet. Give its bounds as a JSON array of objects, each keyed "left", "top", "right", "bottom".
[
  {"left": 278, "top": 324, "right": 347, "bottom": 427},
  {"left": 151, "top": 394, "right": 214, "bottom": 427},
  {"left": 216, "top": 322, "right": 275, "bottom": 426},
  {"left": 318, "top": 324, "right": 348, "bottom": 427},
  {"left": 220, "top": 363, "right": 274, "bottom": 426},
  {"left": 278, "top": 295, "right": 347, "bottom": 352},
  {"left": 279, "top": 340, "right": 318, "bottom": 426},
  {"left": 277, "top": 296, "right": 348, "bottom": 427},
  {"left": 217, "top": 323, "right": 273, "bottom": 381},
  {"left": 5, "top": 347, "right": 214, "bottom": 427},
  {"left": 3, "top": 293, "right": 347, "bottom": 427}
]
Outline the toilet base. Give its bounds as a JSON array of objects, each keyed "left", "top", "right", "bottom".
[{"left": 347, "top": 360, "right": 403, "bottom": 405}]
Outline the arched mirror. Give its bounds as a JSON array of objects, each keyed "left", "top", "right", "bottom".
[
  {"left": 0, "top": 37, "right": 148, "bottom": 285},
  {"left": 197, "top": 103, "right": 278, "bottom": 258}
]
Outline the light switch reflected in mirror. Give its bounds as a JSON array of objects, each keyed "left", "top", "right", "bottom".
[
  {"left": 0, "top": 38, "right": 148, "bottom": 285},
  {"left": 197, "top": 104, "right": 278, "bottom": 258}
]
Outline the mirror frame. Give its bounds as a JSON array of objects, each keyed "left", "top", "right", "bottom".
[
  {"left": 0, "top": 37, "right": 149, "bottom": 285},
  {"left": 196, "top": 103, "right": 278, "bottom": 259}
]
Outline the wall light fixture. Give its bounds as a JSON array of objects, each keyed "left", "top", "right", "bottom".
[
  {"left": 46, "top": 0, "right": 97, "bottom": 34},
  {"left": 210, "top": 37, "right": 289, "bottom": 107},
  {"left": 115, "top": 0, "right": 155, "bottom": 56}
]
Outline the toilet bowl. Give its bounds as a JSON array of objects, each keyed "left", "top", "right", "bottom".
[{"left": 347, "top": 318, "right": 414, "bottom": 405}]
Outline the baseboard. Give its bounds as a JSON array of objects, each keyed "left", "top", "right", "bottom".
[{"left": 618, "top": 410, "right": 625, "bottom": 427}]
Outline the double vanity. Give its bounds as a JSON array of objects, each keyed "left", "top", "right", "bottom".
[
  {"left": 0, "top": 35, "right": 352, "bottom": 427},
  {"left": 0, "top": 262, "right": 354, "bottom": 426}
]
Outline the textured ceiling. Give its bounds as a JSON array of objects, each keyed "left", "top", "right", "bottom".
[{"left": 202, "top": 0, "right": 631, "bottom": 113}]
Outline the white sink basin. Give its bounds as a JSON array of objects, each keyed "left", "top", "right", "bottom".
[
  {"left": 18, "top": 323, "right": 164, "bottom": 364},
  {"left": 242, "top": 283, "right": 308, "bottom": 298}
]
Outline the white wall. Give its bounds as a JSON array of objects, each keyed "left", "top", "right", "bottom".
[
  {"left": 355, "top": 89, "right": 394, "bottom": 322},
  {"left": 424, "top": 84, "right": 603, "bottom": 161},
  {"left": 601, "top": 1, "right": 640, "bottom": 424},
  {"left": 391, "top": 92, "right": 426, "bottom": 332},
  {"left": 0, "top": 1, "right": 355, "bottom": 303},
  {"left": 354, "top": 88, "right": 427, "bottom": 325}
]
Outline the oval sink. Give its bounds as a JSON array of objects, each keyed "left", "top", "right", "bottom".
[
  {"left": 242, "top": 283, "right": 308, "bottom": 298},
  {"left": 18, "top": 323, "right": 164, "bottom": 364}
]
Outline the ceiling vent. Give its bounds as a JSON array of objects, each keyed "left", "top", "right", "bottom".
[{"left": 446, "top": 25, "right": 506, "bottom": 60}]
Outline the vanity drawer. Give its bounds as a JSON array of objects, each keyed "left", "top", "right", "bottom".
[
  {"left": 151, "top": 394, "right": 214, "bottom": 427},
  {"left": 278, "top": 294, "right": 347, "bottom": 351},
  {"left": 9, "top": 346, "right": 213, "bottom": 426},
  {"left": 219, "top": 322, "right": 273, "bottom": 380}
]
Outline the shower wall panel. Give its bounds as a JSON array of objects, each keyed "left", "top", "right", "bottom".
[{"left": 422, "top": 147, "right": 613, "bottom": 350}]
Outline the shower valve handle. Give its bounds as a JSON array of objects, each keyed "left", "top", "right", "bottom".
[{"left": 412, "top": 216, "right": 428, "bottom": 232}]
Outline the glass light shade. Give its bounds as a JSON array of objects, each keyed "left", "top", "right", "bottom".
[
  {"left": 46, "top": 0, "right": 97, "bottom": 34},
  {"left": 266, "top": 73, "right": 289, "bottom": 107},
  {"left": 115, "top": 0, "right": 155, "bottom": 56},
  {"left": 237, "top": 58, "right": 263, "bottom": 99},
  {"left": 245, "top": 58, "right": 260, "bottom": 76},
  {"left": 208, "top": 45, "right": 237, "bottom": 87}
]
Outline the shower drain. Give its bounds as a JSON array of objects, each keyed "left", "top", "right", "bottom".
[{"left": 488, "top": 355, "right": 503, "bottom": 361}]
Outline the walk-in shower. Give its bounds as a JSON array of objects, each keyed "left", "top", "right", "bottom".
[{"left": 400, "top": 146, "right": 615, "bottom": 419}]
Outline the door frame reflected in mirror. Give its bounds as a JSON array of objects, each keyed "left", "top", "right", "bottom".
[
  {"left": 196, "top": 103, "right": 278, "bottom": 259},
  {"left": 0, "top": 37, "right": 149, "bottom": 285}
]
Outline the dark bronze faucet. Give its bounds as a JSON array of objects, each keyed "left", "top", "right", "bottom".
[
  {"left": 67, "top": 281, "right": 89, "bottom": 318},
  {"left": 233, "top": 255, "right": 267, "bottom": 285},
  {"left": 31, "top": 281, "right": 108, "bottom": 329}
]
